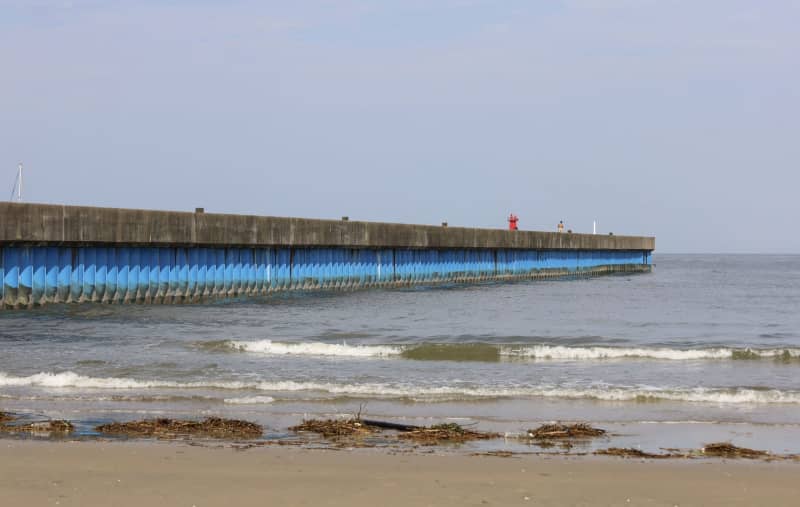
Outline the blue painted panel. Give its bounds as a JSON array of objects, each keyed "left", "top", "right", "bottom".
[
  {"left": 223, "top": 248, "right": 235, "bottom": 294},
  {"left": 243, "top": 249, "right": 254, "bottom": 293},
  {"left": 106, "top": 248, "right": 118, "bottom": 301},
  {"left": 44, "top": 247, "right": 59, "bottom": 302},
  {"left": 3, "top": 247, "right": 19, "bottom": 304},
  {"left": 17, "top": 246, "right": 33, "bottom": 305},
  {"left": 195, "top": 248, "right": 206, "bottom": 296},
  {"left": 277, "top": 248, "right": 291, "bottom": 289},
  {"left": 254, "top": 249, "right": 266, "bottom": 292},
  {"left": 130, "top": 248, "right": 143, "bottom": 300},
  {"left": 305, "top": 248, "right": 315, "bottom": 287},
  {"left": 81, "top": 248, "right": 96, "bottom": 301},
  {"left": 338, "top": 248, "right": 347, "bottom": 284},
  {"left": 69, "top": 248, "right": 83, "bottom": 302},
  {"left": 292, "top": 248, "right": 304, "bottom": 288},
  {"left": 187, "top": 248, "right": 198, "bottom": 299},
  {"left": 146, "top": 248, "right": 158, "bottom": 299},
  {"left": 168, "top": 248, "right": 180, "bottom": 298},
  {"left": 159, "top": 248, "right": 172, "bottom": 298},
  {"left": 32, "top": 247, "right": 46, "bottom": 303},
  {"left": 200, "top": 248, "right": 210, "bottom": 296},
  {"left": 117, "top": 248, "right": 130, "bottom": 302},
  {"left": 56, "top": 249, "right": 72, "bottom": 304},
  {"left": 394, "top": 249, "right": 406, "bottom": 282},
  {"left": 177, "top": 248, "right": 189, "bottom": 299},
  {"left": 210, "top": 249, "right": 220, "bottom": 295},
  {"left": 95, "top": 247, "right": 107, "bottom": 302},
  {"left": 215, "top": 248, "right": 225, "bottom": 296},
  {"left": 319, "top": 248, "right": 330, "bottom": 286},
  {"left": 230, "top": 248, "right": 242, "bottom": 294}
]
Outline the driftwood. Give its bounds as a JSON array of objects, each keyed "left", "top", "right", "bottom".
[
  {"left": 0, "top": 412, "right": 14, "bottom": 424},
  {"left": 361, "top": 419, "right": 421, "bottom": 432},
  {"left": 96, "top": 417, "right": 262, "bottom": 439}
]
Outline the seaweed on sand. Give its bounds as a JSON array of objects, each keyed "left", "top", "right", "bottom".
[
  {"left": 0, "top": 412, "right": 14, "bottom": 424},
  {"left": 527, "top": 423, "right": 606, "bottom": 440},
  {"left": 96, "top": 417, "right": 262, "bottom": 440},
  {"left": 1, "top": 419, "right": 74, "bottom": 434},
  {"left": 702, "top": 442, "right": 769, "bottom": 459},
  {"left": 290, "top": 418, "right": 375, "bottom": 438},
  {"left": 398, "top": 423, "right": 499, "bottom": 445},
  {"left": 594, "top": 447, "right": 677, "bottom": 459}
]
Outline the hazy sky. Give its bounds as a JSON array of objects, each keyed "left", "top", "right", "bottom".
[{"left": 1, "top": 1, "right": 798, "bottom": 253}]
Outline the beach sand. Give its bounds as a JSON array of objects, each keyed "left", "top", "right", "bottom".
[{"left": 1, "top": 440, "right": 797, "bottom": 506}]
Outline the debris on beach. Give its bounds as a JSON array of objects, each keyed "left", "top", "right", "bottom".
[
  {"left": 398, "top": 423, "right": 499, "bottom": 445},
  {"left": 527, "top": 423, "right": 606, "bottom": 440},
  {"left": 360, "top": 419, "right": 420, "bottom": 432},
  {"left": 1, "top": 419, "right": 74, "bottom": 434},
  {"left": 95, "top": 417, "right": 262, "bottom": 440},
  {"left": 290, "top": 418, "right": 374, "bottom": 438},
  {"left": 0, "top": 412, "right": 14, "bottom": 424},
  {"left": 471, "top": 450, "right": 515, "bottom": 458},
  {"left": 701, "top": 442, "right": 769, "bottom": 459},
  {"left": 594, "top": 447, "right": 677, "bottom": 459}
]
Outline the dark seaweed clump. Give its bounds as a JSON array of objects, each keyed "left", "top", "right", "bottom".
[{"left": 96, "top": 417, "right": 262, "bottom": 439}]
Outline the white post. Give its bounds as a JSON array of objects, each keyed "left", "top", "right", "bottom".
[
  {"left": 17, "top": 162, "right": 23, "bottom": 202},
  {"left": 593, "top": 220, "right": 596, "bottom": 235}
]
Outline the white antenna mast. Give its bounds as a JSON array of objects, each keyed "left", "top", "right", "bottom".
[{"left": 17, "top": 162, "right": 23, "bottom": 202}]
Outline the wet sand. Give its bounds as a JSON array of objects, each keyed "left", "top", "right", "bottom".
[{"left": 1, "top": 440, "right": 797, "bottom": 506}]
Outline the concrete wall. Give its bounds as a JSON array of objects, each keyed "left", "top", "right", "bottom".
[{"left": 0, "top": 203, "right": 655, "bottom": 251}]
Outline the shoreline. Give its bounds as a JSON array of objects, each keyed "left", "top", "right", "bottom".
[
  {"left": 1, "top": 439, "right": 798, "bottom": 506},
  {"left": 4, "top": 405, "right": 800, "bottom": 459}
]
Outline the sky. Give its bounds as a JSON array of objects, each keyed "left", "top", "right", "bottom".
[{"left": 1, "top": 0, "right": 798, "bottom": 253}]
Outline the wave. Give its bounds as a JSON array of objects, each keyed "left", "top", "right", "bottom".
[
  {"left": 3, "top": 371, "right": 800, "bottom": 405},
  {"left": 215, "top": 340, "right": 800, "bottom": 362},
  {"left": 228, "top": 340, "right": 400, "bottom": 357},
  {"left": 501, "top": 345, "right": 800, "bottom": 361},
  {"left": 223, "top": 395, "right": 275, "bottom": 404}
]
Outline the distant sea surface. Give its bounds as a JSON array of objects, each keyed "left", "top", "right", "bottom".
[{"left": 2, "top": 254, "right": 799, "bottom": 452}]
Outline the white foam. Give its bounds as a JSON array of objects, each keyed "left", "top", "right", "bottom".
[
  {"left": 223, "top": 395, "right": 276, "bottom": 404},
  {"left": 228, "top": 340, "right": 402, "bottom": 357},
  {"left": 3, "top": 371, "right": 800, "bottom": 404},
  {"left": 0, "top": 371, "right": 249, "bottom": 390},
  {"left": 501, "top": 345, "right": 800, "bottom": 361}
]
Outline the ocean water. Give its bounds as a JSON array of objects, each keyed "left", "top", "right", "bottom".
[{"left": 2, "top": 254, "right": 799, "bottom": 453}]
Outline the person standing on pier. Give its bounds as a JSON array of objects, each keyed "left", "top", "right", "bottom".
[
  {"left": 508, "top": 214, "right": 519, "bottom": 231},
  {"left": 558, "top": 221, "right": 565, "bottom": 233}
]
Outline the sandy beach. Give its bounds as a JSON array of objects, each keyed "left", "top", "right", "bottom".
[{"left": 1, "top": 440, "right": 797, "bottom": 506}]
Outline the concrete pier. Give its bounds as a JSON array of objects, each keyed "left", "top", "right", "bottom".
[{"left": 1, "top": 203, "right": 654, "bottom": 308}]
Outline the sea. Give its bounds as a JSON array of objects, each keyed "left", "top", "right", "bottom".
[{"left": 2, "top": 254, "right": 799, "bottom": 454}]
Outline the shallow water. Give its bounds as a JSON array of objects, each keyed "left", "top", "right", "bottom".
[{"left": 2, "top": 254, "right": 799, "bottom": 453}]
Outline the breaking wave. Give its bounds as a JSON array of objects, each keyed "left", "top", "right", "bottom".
[
  {"left": 223, "top": 395, "right": 275, "bottom": 404},
  {"left": 228, "top": 340, "right": 400, "bottom": 357},
  {"left": 215, "top": 340, "right": 800, "bottom": 362},
  {"left": 2, "top": 371, "right": 800, "bottom": 404}
]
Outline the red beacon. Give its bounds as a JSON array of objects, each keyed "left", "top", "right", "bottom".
[{"left": 507, "top": 213, "right": 519, "bottom": 231}]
